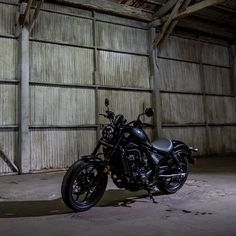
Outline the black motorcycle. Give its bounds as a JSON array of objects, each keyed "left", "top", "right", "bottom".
[{"left": 61, "top": 99, "right": 197, "bottom": 212}]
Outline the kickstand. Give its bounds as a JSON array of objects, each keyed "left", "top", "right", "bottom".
[{"left": 148, "top": 191, "right": 157, "bottom": 204}]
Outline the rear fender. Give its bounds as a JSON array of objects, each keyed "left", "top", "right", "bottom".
[{"left": 172, "top": 140, "right": 196, "bottom": 164}]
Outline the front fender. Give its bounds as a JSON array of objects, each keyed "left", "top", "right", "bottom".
[{"left": 81, "top": 155, "right": 106, "bottom": 171}]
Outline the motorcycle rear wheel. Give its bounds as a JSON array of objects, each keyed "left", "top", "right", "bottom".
[
  {"left": 61, "top": 160, "right": 108, "bottom": 212},
  {"left": 156, "top": 154, "right": 189, "bottom": 194}
]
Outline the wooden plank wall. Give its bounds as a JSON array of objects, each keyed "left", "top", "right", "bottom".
[
  {"left": 0, "top": 1, "right": 18, "bottom": 174},
  {"left": 29, "top": 3, "right": 152, "bottom": 171},
  {"left": 0, "top": 1, "right": 235, "bottom": 174},
  {"left": 158, "top": 36, "right": 235, "bottom": 155}
]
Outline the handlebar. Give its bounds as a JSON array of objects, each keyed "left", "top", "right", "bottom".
[
  {"left": 99, "top": 111, "right": 115, "bottom": 120},
  {"left": 99, "top": 108, "right": 154, "bottom": 128}
]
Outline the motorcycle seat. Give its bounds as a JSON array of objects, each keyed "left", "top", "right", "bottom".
[{"left": 151, "top": 138, "right": 173, "bottom": 154}]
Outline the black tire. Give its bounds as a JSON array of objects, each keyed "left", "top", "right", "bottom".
[
  {"left": 157, "top": 152, "right": 189, "bottom": 194},
  {"left": 61, "top": 160, "right": 108, "bottom": 212}
]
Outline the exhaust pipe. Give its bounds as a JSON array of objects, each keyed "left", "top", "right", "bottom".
[{"left": 159, "top": 173, "right": 186, "bottom": 178}]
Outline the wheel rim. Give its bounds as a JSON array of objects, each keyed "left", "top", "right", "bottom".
[
  {"left": 162, "top": 156, "right": 188, "bottom": 191},
  {"left": 70, "top": 165, "right": 104, "bottom": 206}
]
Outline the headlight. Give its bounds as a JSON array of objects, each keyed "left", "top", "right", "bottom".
[{"left": 102, "top": 125, "right": 115, "bottom": 141}]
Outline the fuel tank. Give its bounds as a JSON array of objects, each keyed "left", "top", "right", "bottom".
[{"left": 124, "top": 127, "right": 151, "bottom": 147}]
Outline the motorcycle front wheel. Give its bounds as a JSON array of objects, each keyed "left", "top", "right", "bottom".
[{"left": 61, "top": 160, "right": 108, "bottom": 212}]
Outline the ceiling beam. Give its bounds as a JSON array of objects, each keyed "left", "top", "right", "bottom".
[
  {"left": 156, "top": 0, "right": 191, "bottom": 44},
  {"left": 49, "top": 0, "right": 153, "bottom": 21},
  {"left": 29, "top": 0, "right": 45, "bottom": 32},
  {"left": 153, "top": 0, "right": 185, "bottom": 47},
  {"left": 18, "top": 0, "right": 34, "bottom": 26},
  {"left": 142, "top": 0, "right": 164, "bottom": 6},
  {"left": 16, "top": 0, "right": 44, "bottom": 36},
  {"left": 162, "top": 0, "right": 227, "bottom": 22},
  {"left": 154, "top": 0, "right": 178, "bottom": 17}
]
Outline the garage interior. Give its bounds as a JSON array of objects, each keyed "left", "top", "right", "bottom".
[{"left": 0, "top": 0, "right": 236, "bottom": 235}]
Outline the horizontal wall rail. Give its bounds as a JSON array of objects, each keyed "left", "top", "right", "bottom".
[
  {"left": 0, "top": 80, "right": 19, "bottom": 85},
  {"left": 0, "top": 126, "right": 18, "bottom": 131},
  {"left": 29, "top": 125, "right": 98, "bottom": 130},
  {"left": 158, "top": 56, "right": 231, "bottom": 69},
  {"left": 29, "top": 39, "right": 149, "bottom": 57},
  {"left": 163, "top": 123, "right": 236, "bottom": 128},
  {"left": 160, "top": 90, "right": 235, "bottom": 97},
  {"left": 29, "top": 82, "right": 153, "bottom": 92}
]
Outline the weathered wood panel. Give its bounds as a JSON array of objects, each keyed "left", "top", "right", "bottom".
[
  {"left": 30, "top": 130, "right": 96, "bottom": 170},
  {"left": 31, "top": 11, "right": 93, "bottom": 46},
  {"left": 96, "top": 22, "right": 148, "bottom": 53},
  {"left": 162, "top": 127, "right": 206, "bottom": 156},
  {"left": 0, "top": 38, "right": 18, "bottom": 80},
  {"left": 0, "top": 85, "right": 18, "bottom": 125},
  {"left": 206, "top": 96, "right": 236, "bottom": 124},
  {"left": 0, "top": 3, "right": 16, "bottom": 36},
  {"left": 42, "top": 2, "right": 92, "bottom": 17},
  {"left": 158, "top": 36, "right": 199, "bottom": 62},
  {"left": 203, "top": 65, "right": 231, "bottom": 95},
  {"left": 161, "top": 94, "right": 205, "bottom": 124},
  {"left": 0, "top": 0, "right": 18, "bottom": 4},
  {"left": 30, "top": 87, "right": 95, "bottom": 125},
  {"left": 208, "top": 127, "right": 236, "bottom": 154},
  {"left": 30, "top": 42, "right": 94, "bottom": 84},
  {"left": 98, "top": 51, "right": 150, "bottom": 88},
  {"left": 157, "top": 58, "right": 202, "bottom": 92},
  {"left": 96, "top": 12, "right": 148, "bottom": 29},
  {"left": 0, "top": 132, "right": 18, "bottom": 174},
  {"left": 201, "top": 42, "right": 229, "bottom": 67},
  {"left": 98, "top": 90, "right": 152, "bottom": 123}
]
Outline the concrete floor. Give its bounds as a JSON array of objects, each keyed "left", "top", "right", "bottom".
[{"left": 0, "top": 156, "right": 236, "bottom": 236}]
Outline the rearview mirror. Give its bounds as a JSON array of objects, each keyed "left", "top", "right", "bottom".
[
  {"left": 145, "top": 108, "right": 154, "bottom": 117},
  {"left": 105, "top": 98, "right": 109, "bottom": 107}
]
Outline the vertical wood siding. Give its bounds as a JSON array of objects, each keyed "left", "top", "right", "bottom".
[
  {"left": 31, "top": 11, "right": 93, "bottom": 46},
  {"left": 42, "top": 3, "right": 92, "bottom": 17},
  {"left": 157, "top": 58, "right": 202, "bottom": 92},
  {"left": 30, "top": 130, "right": 96, "bottom": 170},
  {"left": 206, "top": 97, "right": 236, "bottom": 124},
  {"left": 203, "top": 66, "right": 231, "bottom": 95},
  {"left": 98, "top": 90, "right": 152, "bottom": 123},
  {"left": 30, "top": 87, "right": 95, "bottom": 125},
  {"left": 0, "top": 0, "right": 18, "bottom": 4},
  {"left": 0, "top": 4, "right": 16, "bottom": 36},
  {"left": 96, "top": 13, "right": 148, "bottom": 29},
  {"left": 98, "top": 51, "right": 150, "bottom": 88},
  {"left": 200, "top": 42, "right": 229, "bottom": 67},
  {"left": 208, "top": 127, "right": 236, "bottom": 154},
  {"left": 0, "top": 2, "right": 18, "bottom": 175},
  {"left": 0, "top": 38, "right": 18, "bottom": 80},
  {"left": 0, "top": 132, "right": 18, "bottom": 174},
  {"left": 96, "top": 22, "right": 148, "bottom": 53},
  {"left": 158, "top": 36, "right": 200, "bottom": 62},
  {"left": 30, "top": 42, "right": 94, "bottom": 85},
  {"left": 161, "top": 94, "right": 205, "bottom": 124},
  {"left": 158, "top": 35, "right": 235, "bottom": 156},
  {"left": 2, "top": 2, "right": 234, "bottom": 173},
  {"left": 0, "top": 85, "right": 18, "bottom": 125}
]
